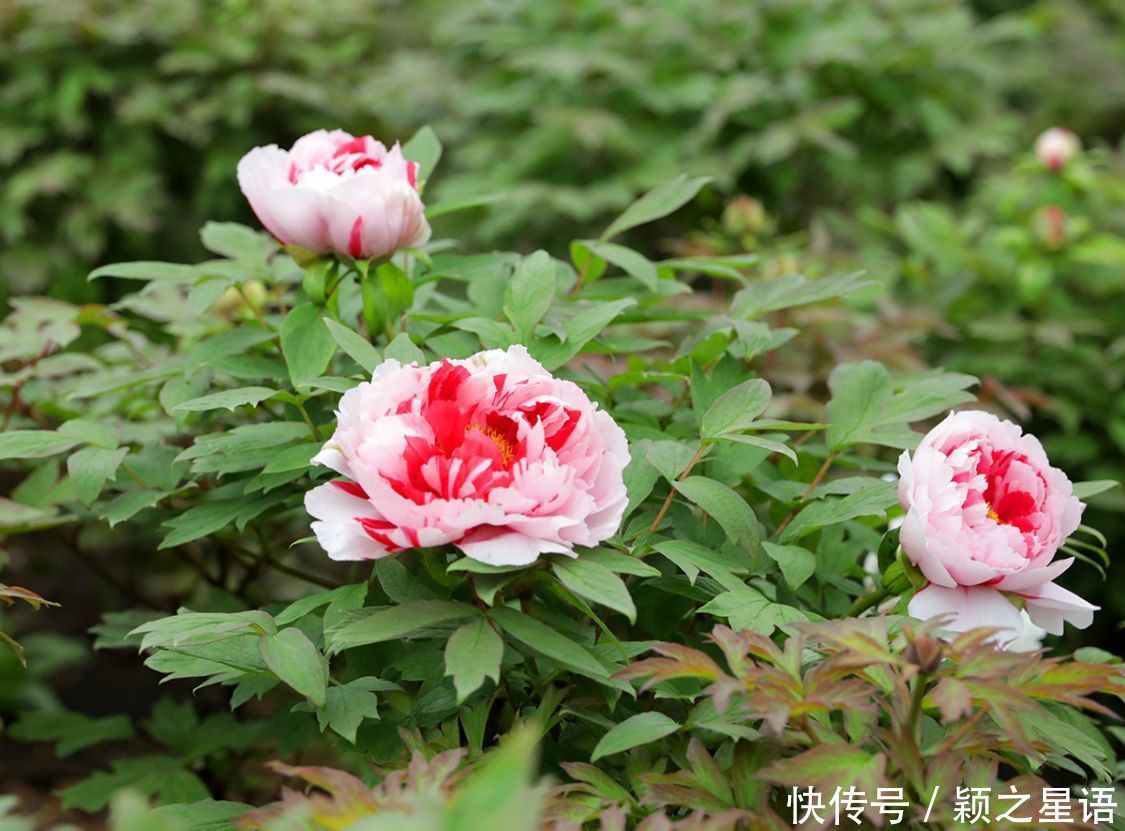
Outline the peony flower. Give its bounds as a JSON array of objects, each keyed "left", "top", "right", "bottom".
[
  {"left": 898, "top": 410, "right": 1096, "bottom": 640},
  {"left": 304, "top": 346, "right": 630, "bottom": 566},
  {"left": 1034, "top": 127, "right": 1081, "bottom": 172},
  {"left": 237, "top": 130, "right": 430, "bottom": 260}
]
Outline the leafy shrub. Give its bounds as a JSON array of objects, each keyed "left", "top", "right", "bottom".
[{"left": 0, "top": 130, "right": 1119, "bottom": 826}]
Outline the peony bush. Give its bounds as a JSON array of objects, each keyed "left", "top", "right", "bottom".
[{"left": 0, "top": 127, "right": 1120, "bottom": 829}]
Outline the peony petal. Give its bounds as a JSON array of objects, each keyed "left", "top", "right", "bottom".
[
  {"left": 907, "top": 584, "right": 1023, "bottom": 640},
  {"left": 304, "top": 483, "right": 391, "bottom": 562},
  {"left": 1022, "top": 581, "right": 1098, "bottom": 636}
]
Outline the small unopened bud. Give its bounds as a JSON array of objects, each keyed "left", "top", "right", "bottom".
[
  {"left": 722, "top": 195, "right": 772, "bottom": 237},
  {"left": 1034, "top": 127, "right": 1080, "bottom": 172},
  {"left": 1032, "top": 204, "right": 1067, "bottom": 248},
  {"left": 881, "top": 559, "right": 913, "bottom": 596},
  {"left": 905, "top": 632, "right": 943, "bottom": 674},
  {"left": 302, "top": 260, "right": 333, "bottom": 305}
]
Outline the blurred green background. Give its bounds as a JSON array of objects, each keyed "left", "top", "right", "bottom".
[{"left": 2, "top": 0, "right": 1122, "bottom": 652}]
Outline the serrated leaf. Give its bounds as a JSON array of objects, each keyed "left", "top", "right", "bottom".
[{"left": 11, "top": 711, "right": 133, "bottom": 757}]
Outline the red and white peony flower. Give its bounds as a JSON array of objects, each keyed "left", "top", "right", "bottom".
[
  {"left": 237, "top": 129, "right": 430, "bottom": 260},
  {"left": 305, "top": 346, "right": 630, "bottom": 566},
  {"left": 898, "top": 410, "right": 1096, "bottom": 640}
]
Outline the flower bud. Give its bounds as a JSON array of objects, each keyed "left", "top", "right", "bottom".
[
  {"left": 722, "top": 195, "right": 771, "bottom": 237},
  {"left": 1034, "top": 127, "right": 1080, "bottom": 172}
]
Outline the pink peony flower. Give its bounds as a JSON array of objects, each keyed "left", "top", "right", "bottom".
[
  {"left": 1034, "top": 127, "right": 1081, "bottom": 172},
  {"left": 898, "top": 410, "right": 1096, "bottom": 640},
  {"left": 237, "top": 130, "right": 431, "bottom": 260},
  {"left": 304, "top": 346, "right": 630, "bottom": 566}
]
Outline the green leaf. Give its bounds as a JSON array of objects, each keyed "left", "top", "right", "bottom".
[
  {"left": 701, "top": 378, "right": 772, "bottom": 440},
  {"left": 200, "top": 222, "right": 273, "bottom": 262},
  {"left": 532, "top": 298, "right": 637, "bottom": 370},
  {"left": 281, "top": 303, "right": 338, "bottom": 387},
  {"left": 171, "top": 386, "right": 277, "bottom": 412},
  {"left": 98, "top": 490, "right": 164, "bottom": 527},
  {"left": 698, "top": 585, "right": 807, "bottom": 634},
  {"left": 1073, "top": 480, "right": 1119, "bottom": 499},
  {"left": 260, "top": 442, "right": 320, "bottom": 475},
  {"left": 761, "top": 745, "right": 886, "bottom": 796},
  {"left": 825, "top": 361, "right": 893, "bottom": 451},
  {"left": 601, "top": 175, "right": 711, "bottom": 241},
  {"left": 58, "top": 418, "right": 118, "bottom": 449},
  {"left": 551, "top": 558, "right": 636, "bottom": 623},
  {"left": 88, "top": 261, "right": 199, "bottom": 282},
  {"left": 672, "top": 476, "right": 763, "bottom": 555},
  {"left": 443, "top": 727, "right": 541, "bottom": 831},
  {"left": 780, "top": 479, "right": 898, "bottom": 543},
  {"left": 488, "top": 606, "right": 609, "bottom": 682},
  {"left": 591, "top": 712, "right": 679, "bottom": 761},
  {"left": 323, "top": 317, "right": 382, "bottom": 374},
  {"left": 61, "top": 757, "right": 208, "bottom": 811},
  {"left": 583, "top": 241, "right": 659, "bottom": 290},
  {"left": 67, "top": 447, "right": 129, "bottom": 507},
  {"left": 159, "top": 493, "right": 283, "bottom": 548},
  {"left": 258, "top": 627, "right": 327, "bottom": 708},
  {"left": 731, "top": 272, "right": 874, "bottom": 319},
  {"left": 11, "top": 710, "right": 134, "bottom": 757},
  {"left": 403, "top": 125, "right": 442, "bottom": 183},
  {"left": 654, "top": 540, "right": 748, "bottom": 585},
  {"left": 275, "top": 582, "right": 368, "bottom": 627},
  {"left": 504, "top": 250, "right": 557, "bottom": 342},
  {"left": 762, "top": 542, "right": 817, "bottom": 590},
  {"left": 444, "top": 618, "right": 504, "bottom": 702},
  {"left": 316, "top": 677, "right": 383, "bottom": 743},
  {"left": 362, "top": 261, "right": 415, "bottom": 334},
  {"left": 384, "top": 332, "right": 425, "bottom": 364},
  {"left": 0, "top": 431, "right": 80, "bottom": 460},
  {"left": 326, "top": 601, "right": 479, "bottom": 653},
  {"left": 580, "top": 548, "right": 661, "bottom": 578}
]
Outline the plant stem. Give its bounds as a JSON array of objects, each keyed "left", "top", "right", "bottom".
[
  {"left": 773, "top": 450, "right": 837, "bottom": 537},
  {"left": 847, "top": 585, "right": 890, "bottom": 617},
  {"left": 647, "top": 443, "right": 707, "bottom": 535}
]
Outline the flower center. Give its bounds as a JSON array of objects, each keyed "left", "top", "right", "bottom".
[
  {"left": 987, "top": 504, "right": 1003, "bottom": 523},
  {"left": 466, "top": 422, "right": 516, "bottom": 467}
]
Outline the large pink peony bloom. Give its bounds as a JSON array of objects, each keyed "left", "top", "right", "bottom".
[
  {"left": 898, "top": 410, "right": 1096, "bottom": 640},
  {"left": 305, "top": 346, "right": 630, "bottom": 566},
  {"left": 237, "top": 130, "right": 430, "bottom": 260}
]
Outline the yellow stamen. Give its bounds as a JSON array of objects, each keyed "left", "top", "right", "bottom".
[
  {"left": 987, "top": 505, "right": 1002, "bottom": 523},
  {"left": 466, "top": 423, "right": 515, "bottom": 466}
]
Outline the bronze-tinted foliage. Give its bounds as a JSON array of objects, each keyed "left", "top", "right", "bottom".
[{"left": 552, "top": 619, "right": 1125, "bottom": 828}]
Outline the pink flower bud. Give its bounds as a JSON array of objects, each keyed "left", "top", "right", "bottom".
[
  {"left": 1034, "top": 127, "right": 1081, "bottom": 172},
  {"left": 237, "top": 130, "right": 431, "bottom": 260}
]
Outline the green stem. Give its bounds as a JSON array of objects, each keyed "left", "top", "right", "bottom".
[{"left": 847, "top": 585, "right": 890, "bottom": 617}]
